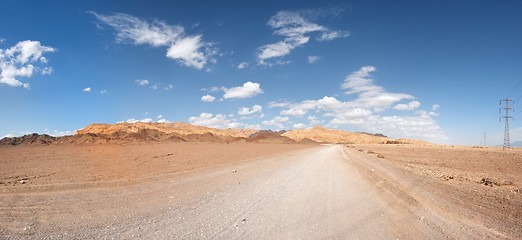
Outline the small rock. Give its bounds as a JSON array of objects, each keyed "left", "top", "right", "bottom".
[
  {"left": 19, "top": 180, "right": 26, "bottom": 184},
  {"left": 232, "top": 170, "right": 237, "bottom": 173},
  {"left": 241, "top": 218, "right": 246, "bottom": 223},
  {"left": 370, "top": 169, "right": 374, "bottom": 173}
]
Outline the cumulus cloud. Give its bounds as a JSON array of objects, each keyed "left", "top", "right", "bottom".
[
  {"left": 92, "top": 12, "right": 216, "bottom": 70},
  {"left": 293, "top": 123, "right": 307, "bottom": 129},
  {"left": 271, "top": 66, "right": 446, "bottom": 141},
  {"left": 238, "top": 104, "right": 263, "bottom": 115},
  {"left": 257, "top": 10, "right": 348, "bottom": 65},
  {"left": 100, "top": 90, "right": 108, "bottom": 95},
  {"left": 118, "top": 118, "right": 153, "bottom": 124},
  {"left": 237, "top": 62, "right": 248, "bottom": 69},
  {"left": 135, "top": 79, "right": 149, "bottom": 85},
  {"left": 0, "top": 40, "right": 55, "bottom": 88},
  {"left": 307, "top": 55, "right": 320, "bottom": 64},
  {"left": 82, "top": 87, "right": 91, "bottom": 92},
  {"left": 201, "top": 94, "right": 216, "bottom": 102},
  {"left": 393, "top": 101, "right": 421, "bottom": 111},
  {"left": 188, "top": 113, "right": 243, "bottom": 129},
  {"left": 262, "top": 116, "right": 289, "bottom": 130},
  {"left": 223, "top": 82, "right": 263, "bottom": 99}
]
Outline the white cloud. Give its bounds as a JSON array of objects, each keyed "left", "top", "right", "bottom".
[
  {"left": 317, "top": 30, "right": 349, "bottom": 41},
  {"left": 293, "top": 123, "right": 307, "bottom": 129},
  {"left": 135, "top": 79, "right": 149, "bottom": 85},
  {"left": 188, "top": 112, "right": 243, "bottom": 129},
  {"left": 201, "top": 94, "right": 216, "bottom": 102},
  {"left": 164, "top": 84, "right": 173, "bottom": 90},
  {"left": 151, "top": 83, "right": 159, "bottom": 90},
  {"left": 3, "top": 133, "right": 15, "bottom": 138},
  {"left": 257, "top": 10, "right": 348, "bottom": 65},
  {"left": 307, "top": 55, "right": 320, "bottom": 64},
  {"left": 271, "top": 66, "right": 446, "bottom": 142},
  {"left": 0, "top": 40, "right": 55, "bottom": 88},
  {"left": 157, "top": 118, "right": 171, "bottom": 123},
  {"left": 92, "top": 12, "right": 216, "bottom": 70},
  {"left": 201, "top": 86, "right": 225, "bottom": 92},
  {"left": 48, "top": 130, "right": 74, "bottom": 137},
  {"left": 262, "top": 116, "right": 289, "bottom": 130},
  {"left": 166, "top": 35, "right": 207, "bottom": 69},
  {"left": 432, "top": 104, "right": 440, "bottom": 111},
  {"left": 100, "top": 89, "right": 108, "bottom": 95},
  {"left": 157, "top": 114, "right": 163, "bottom": 119},
  {"left": 237, "top": 62, "right": 248, "bottom": 69},
  {"left": 393, "top": 101, "right": 421, "bottom": 111},
  {"left": 223, "top": 82, "right": 263, "bottom": 99},
  {"left": 238, "top": 105, "right": 263, "bottom": 117},
  {"left": 83, "top": 87, "right": 91, "bottom": 92},
  {"left": 341, "top": 66, "right": 413, "bottom": 111},
  {"left": 118, "top": 118, "right": 153, "bottom": 124},
  {"left": 280, "top": 96, "right": 347, "bottom": 117},
  {"left": 41, "top": 67, "right": 53, "bottom": 75}
]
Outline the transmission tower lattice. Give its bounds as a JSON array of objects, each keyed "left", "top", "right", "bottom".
[{"left": 500, "top": 98, "right": 514, "bottom": 150}]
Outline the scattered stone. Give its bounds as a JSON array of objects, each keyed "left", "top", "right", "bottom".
[
  {"left": 19, "top": 180, "right": 26, "bottom": 184},
  {"left": 241, "top": 218, "right": 246, "bottom": 223},
  {"left": 371, "top": 169, "right": 374, "bottom": 173},
  {"left": 166, "top": 153, "right": 173, "bottom": 156},
  {"left": 377, "top": 154, "right": 385, "bottom": 159},
  {"left": 480, "top": 178, "right": 496, "bottom": 187},
  {"left": 232, "top": 170, "right": 237, "bottom": 173}
]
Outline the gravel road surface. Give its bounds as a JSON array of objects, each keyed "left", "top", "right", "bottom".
[{"left": 1, "top": 145, "right": 512, "bottom": 239}]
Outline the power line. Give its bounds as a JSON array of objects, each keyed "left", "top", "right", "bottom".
[
  {"left": 500, "top": 98, "right": 514, "bottom": 150},
  {"left": 508, "top": 79, "right": 522, "bottom": 98}
]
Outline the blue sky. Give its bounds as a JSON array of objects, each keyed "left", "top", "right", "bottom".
[{"left": 1, "top": 0, "right": 521, "bottom": 145}]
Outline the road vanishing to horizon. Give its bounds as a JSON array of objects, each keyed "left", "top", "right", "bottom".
[
  {"left": 2, "top": 144, "right": 518, "bottom": 239},
  {"left": 1, "top": 1, "right": 522, "bottom": 239}
]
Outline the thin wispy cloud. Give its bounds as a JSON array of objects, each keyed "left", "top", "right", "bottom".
[
  {"left": 135, "top": 79, "right": 149, "bottom": 85},
  {"left": 257, "top": 10, "right": 348, "bottom": 65},
  {"left": 307, "top": 55, "right": 320, "bottom": 64},
  {"left": 91, "top": 12, "right": 217, "bottom": 70}
]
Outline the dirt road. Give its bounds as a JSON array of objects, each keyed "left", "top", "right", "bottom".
[{"left": 1, "top": 145, "right": 517, "bottom": 239}]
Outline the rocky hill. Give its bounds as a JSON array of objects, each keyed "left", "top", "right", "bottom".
[
  {"left": 1, "top": 122, "right": 428, "bottom": 146},
  {"left": 282, "top": 126, "right": 391, "bottom": 144}
]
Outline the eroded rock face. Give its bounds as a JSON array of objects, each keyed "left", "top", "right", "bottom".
[
  {"left": 282, "top": 126, "right": 392, "bottom": 144},
  {"left": 0, "top": 133, "right": 56, "bottom": 145},
  {"left": 2, "top": 122, "right": 421, "bottom": 146}
]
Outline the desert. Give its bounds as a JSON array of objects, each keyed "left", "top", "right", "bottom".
[
  {"left": 2, "top": 1, "right": 522, "bottom": 239},
  {"left": 0, "top": 123, "right": 521, "bottom": 239}
]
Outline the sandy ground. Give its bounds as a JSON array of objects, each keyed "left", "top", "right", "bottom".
[
  {"left": 0, "top": 143, "right": 521, "bottom": 239},
  {"left": 349, "top": 144, "right": 522, "bottom": 238},
  {"left": 0, "top": 142, "right": 310, "bottom": 192}
]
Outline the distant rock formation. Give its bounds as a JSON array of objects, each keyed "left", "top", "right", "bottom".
[{"left": 0, "top": 122, "right": 429, "bottom": 146}]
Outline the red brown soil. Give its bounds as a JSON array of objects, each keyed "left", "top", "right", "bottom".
[
  {"left": 0, "top": 142, "right": 311, "bottom": 193},
  {"left": 349, "top": 144, "right": 522, "bottom": 237}
]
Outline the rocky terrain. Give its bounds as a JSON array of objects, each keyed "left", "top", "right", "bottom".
[{"left": 0, "top": 122, "right": 421, "bottom": 146}]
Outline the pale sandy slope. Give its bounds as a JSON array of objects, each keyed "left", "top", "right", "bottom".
[{"left": 0, "top": 145, "right": 515, "bottom": 239}]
